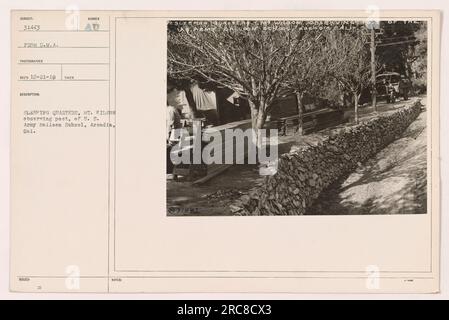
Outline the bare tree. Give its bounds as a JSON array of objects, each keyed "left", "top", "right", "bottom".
[
  {"left": 167, "top": 20, "right": 322, "bottom": 130},
  {"left": 325, "top": 26, "right": 372, "bottom": 123},
  {"left": 287, "top": 40, "right": 332, "bottom": 135}
]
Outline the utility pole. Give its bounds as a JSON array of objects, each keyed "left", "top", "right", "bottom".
[{"left": 370, "top": 27, "right": 377, "bottom": 112}]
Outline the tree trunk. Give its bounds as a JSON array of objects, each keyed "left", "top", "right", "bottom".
[
  {"left": 353, "top": 92, "right": 359, "bottom": 124},
  {"left": 370, "top": 27, "right": 377, "bottom": 112},
  {"left": 249, "top": 103, "right": 259, "bottom": 130},
  {"left": 255, "top": 108, "right": 266, "bottom": 129},
  {"left": 295, "top": 91, "right": 305, "bottom": 135},
  {"left": 248, "top": 100, "right": 267, "bottom": 164},
  {"left": 248, "top": 100, "right": 266, "bottom": 130}
]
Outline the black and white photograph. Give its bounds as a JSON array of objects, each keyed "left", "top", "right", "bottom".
[
  {"left": 5, "top": 5, "right": 444, "bottom": 296},
  {"left": 166, "top": 19, "right": 428, "bottom": 216}
]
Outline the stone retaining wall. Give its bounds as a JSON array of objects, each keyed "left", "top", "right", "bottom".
[{"left": 232, "top": 100, "right": 423, "bottom": 215}]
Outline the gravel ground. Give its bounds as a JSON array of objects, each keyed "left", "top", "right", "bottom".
[
  {"left": 167, "top": 96, "right": 427, "bottom": 216},
  {"left": 307, "top": 100, "right": 427, "bottom": 215}
]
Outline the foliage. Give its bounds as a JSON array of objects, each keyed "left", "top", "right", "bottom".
[
  {"left": 323, "top": 25, "right": 372, "bottom": 122},
  {"left": 168, "top": 20, "right": 322, "bottom": 129},
  {"left": 167, "top": 20, "right": 427, "bottom": 127}
]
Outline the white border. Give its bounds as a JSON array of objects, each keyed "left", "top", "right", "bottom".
[{"left": 0, "top": 0, "right": 447, "bottom": 300}]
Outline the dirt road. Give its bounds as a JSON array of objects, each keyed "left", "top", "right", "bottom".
[
  {"left": 307, "top": 103, "right": 427, "bottom": 215},
  {"left": 167, "top": 97, "right": 427, "bottom": 216}
]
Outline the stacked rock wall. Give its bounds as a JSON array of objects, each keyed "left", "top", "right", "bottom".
[{"left": 233, "top": 101, "right": 422, "bottom": 215}]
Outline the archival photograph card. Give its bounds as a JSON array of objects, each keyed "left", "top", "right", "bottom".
[{"left": 10, "top": 10, "right": 440, "bottom": 293}]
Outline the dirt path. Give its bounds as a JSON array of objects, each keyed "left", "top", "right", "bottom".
[
  {"left": 166, "top": 164, "right": 264, "bottom": 216},
  {"left": 167, "top": 97, "right": 427, "bottom": 216},
  {"left": 166, "top": 124, "right": 312, "bottom": 216},
  {"left": 307, "top": 103, "right": 427, "bottom": 215}
]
